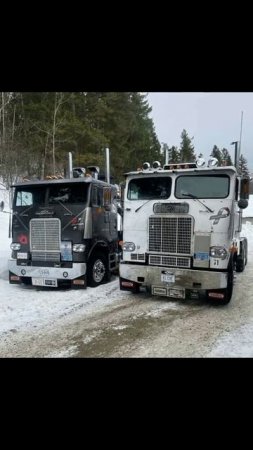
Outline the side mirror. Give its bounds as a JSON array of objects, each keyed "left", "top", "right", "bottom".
[
  {"left": 238, "top": 199, "right": 248, "bottom": 209},
  {"left": 0, "top": 200, "right": 4, "bottom": 212},
  {"left": 240, "top": 177, "right": 250, "bottom": 200},
  {"left": 120, "top": 183, "right": 125, "bottom": 204}
]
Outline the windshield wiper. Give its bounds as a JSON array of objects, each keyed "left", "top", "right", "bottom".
[
  {"left": 182, "top": 192, "right": 214, "bottom": 213},
  {"left": 135, "top": 198, "right": 156, "bottom": 213}
]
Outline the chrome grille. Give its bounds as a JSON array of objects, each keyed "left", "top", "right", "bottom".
[
  {"left": 149, "top": 216, "right": 193, "bottom": 255},
  {"left": 149, "top": 255, "right": 191, "bottom": 268},
  {"left": 30, "top": 218, "right": 61, "bottom": 261},
  {"left": 32, "top": 252, "right": 60, "bottom": 262},
  {"left": 131, "top": 253, "right": 145, "bottom": 261}
]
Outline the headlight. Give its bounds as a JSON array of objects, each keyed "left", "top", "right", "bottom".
[
  {"left": 210, "top": 246, "right": 228, "bottom": 260},
  {"left": 123, "top": 242, "right": 136, "bottom": 252},
  {"left": 73, "top": 244, "right": 86, "bottom": 252},
  {"left": 10, "top": 243, "right": 21, "bottom": 251}
]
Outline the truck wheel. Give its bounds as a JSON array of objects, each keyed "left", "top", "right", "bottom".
[
  {"left": 244, "top": 238, "right": 248, "bottom": 266},
  {"left": 88, "top": 252, "right": 108, "bottom": 287},
  {"left": 236, "top": 239, "right": 247, "bottom": 272},
  {"left": 236, "top": 256, "right": 245, "bottom": 273}
]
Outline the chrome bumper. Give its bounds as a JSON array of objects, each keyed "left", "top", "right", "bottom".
[
  {"left": 8, "top": 259, "right": 86, "bottom": 280},
  {"left": 120, "top": 263, "right": 228, "bottom": 290}
]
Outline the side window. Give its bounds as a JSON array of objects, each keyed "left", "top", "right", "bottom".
[
  {"left": 16, "top": 191, "right": 33, "bottom": 206},
  {"left": 91, "top": 186, "right": 98, "bottom": 206},
  {"left": 129, "top": 183, "right": 140, "bottom": 200},
  {"left": 103, "top": 187, "right": 111, "bottom": 208},
  {"left": 91, "top": 186, "right": 103, "bottom": 207}
]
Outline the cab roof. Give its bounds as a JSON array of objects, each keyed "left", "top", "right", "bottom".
[
  {"left": 125, "top": 165, "right": 238, "bottom": 177},
  {"left": 11, "top": 177, "right": 114, "bottom": 189}
]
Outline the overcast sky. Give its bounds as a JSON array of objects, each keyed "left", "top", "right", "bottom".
[{"left": 148, "top": 92, "right": 253, "bottom": 172}]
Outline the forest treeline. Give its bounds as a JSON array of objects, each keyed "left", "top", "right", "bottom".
[{"left": 0, "top": 92, "right": 250, "bottom": 187}]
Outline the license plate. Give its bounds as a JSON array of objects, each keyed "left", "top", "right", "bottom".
[
  {"left": 17, "top": 252, "right": 28, "bottom": 259},
  {"left": 161, "top": 273, "right": 175, "bottom": 283},
  {"left": 168, "top": 288, "right": 185, "bottom": 299},
  {"left": 32, "top": 278, "right": 58, "bottom": 287}
]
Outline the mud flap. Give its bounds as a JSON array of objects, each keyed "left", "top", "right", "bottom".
[{"left": 119, "top": 277, "right": 140, "bottom": 293}]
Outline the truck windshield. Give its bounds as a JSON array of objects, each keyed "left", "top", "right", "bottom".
[
  {"left": 14, "top": 183, "right": 89, "bottom": 208},
  {"left": 175, "top": 175, "right": 230, "bottom": 199},
  {"left": 127, "top": 177, "right": 172, "bottom": 200}
]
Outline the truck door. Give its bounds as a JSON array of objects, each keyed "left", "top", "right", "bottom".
[
  {"left": 103, "top": 187, "right": 118, "bottom": 241},
  {"left": 91, "top": 185, "right": 105, "bottom": 238}
]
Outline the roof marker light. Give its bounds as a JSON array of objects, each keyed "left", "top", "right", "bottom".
[
  {"left": 196, "top": 158, "right": 206, "bottom": 168},
  {"left": 152, "top": 161, "right": 161, "bottom": 169},
  {"left": 207, "top": 157, "right": 219, "bottom": 167},
  {"left": 143, "top": 162, "right": 150, "bottom": 170}
]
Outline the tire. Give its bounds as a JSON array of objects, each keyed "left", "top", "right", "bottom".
[
  {"left": 236, "top": 256, "right": 245, "bottom": 273},
  {"left": 236, "top": 239, "right": 247, "bottom": 272},
  {"left": 132, "top": 284, "right": 140, "bottom": 294},
  {"left": 244, "top": 238, "right": 248, "bottom": 266},
  {"left": 21, "top": 277, "right": 32, "bottom": 285},
  {"left": 87, "top": 252, "right": 109, "bottom": 287}
]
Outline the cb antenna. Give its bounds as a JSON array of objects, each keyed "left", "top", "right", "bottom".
[{"left": 239, "top": 110, "right": 244, "bottom": 161}]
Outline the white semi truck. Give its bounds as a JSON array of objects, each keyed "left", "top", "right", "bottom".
[{"left": 119, "top": 158, "right": 249, "bottom": 304}]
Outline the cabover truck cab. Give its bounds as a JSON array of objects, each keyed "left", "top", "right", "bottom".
[
  {"left": 119, "top": 159, "right": 249, "bottom": 304},
  {"left": 9, "top": 176, "right": 120, "bottom": 288}
]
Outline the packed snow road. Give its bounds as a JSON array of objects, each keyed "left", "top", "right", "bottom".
[{"left": 1, "top": 224, "right": 253, "bottom": 358}]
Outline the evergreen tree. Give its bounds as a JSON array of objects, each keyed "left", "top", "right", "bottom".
[
  {"left": 221, "top": 148, "right": 233, "bottom": 166},
  {"left": 210, "top": 145, "right": 222, "bottom": 165},
  {"left": 238, "top": 154, "right": 250, "bottom": 177},
  {"left": 179, "top": 129, "right": 196, "bottom": 162},
  {"left": 0, "top": 92, "right": 161, "bottom": 185},
  {"left": 169, "top": 146, "right": 180, "bottom": 163}
]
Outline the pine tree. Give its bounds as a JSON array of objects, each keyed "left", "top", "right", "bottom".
[
  {"left": 0, "top": 92, "right": 161, "bottom": 185},
  {"left": 238, "top": 154, "right": 250, "bottom": 177},
  {"left": 169, "top": 146, "right": 180, "bottom": 163},
  {"left": 210, "top": 145, "right": 222, "bottom": 165},
  {"left": 179, "top": 129, "right": 196, "bottom": 162},
  {"left": 220, "top": 148, "right": 233, "bottom": 166}
]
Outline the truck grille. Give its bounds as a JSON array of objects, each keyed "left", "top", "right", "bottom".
[
  {"left": 30, "top": 218, "right": 61, "bottom": 262},
  {"left": 149, "top": 216, "right": 193, "bottom": 255},
  {"left": 149, "top": 255, "right": 191, "bottom": 268}
]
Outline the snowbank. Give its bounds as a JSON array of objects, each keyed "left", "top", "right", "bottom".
[
  {"left": 244, "top": 194, "right": 253, "bottom": 217},
  {"left": 0, "top": 187, "right": 11, "bottom": 279}
]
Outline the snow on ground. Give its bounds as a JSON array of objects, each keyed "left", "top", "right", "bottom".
[
  {"left": 0, "top": 186, "right": 131, "bottom": 337},
  {"left": 208, "top": 322, "right": 253, "bottom": 357},
  {"left": 1, "top": 186, "right": 253, "bottom": 356},
  {"left": 244, "top": 196, "right": 253, "bottom": 217}
]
